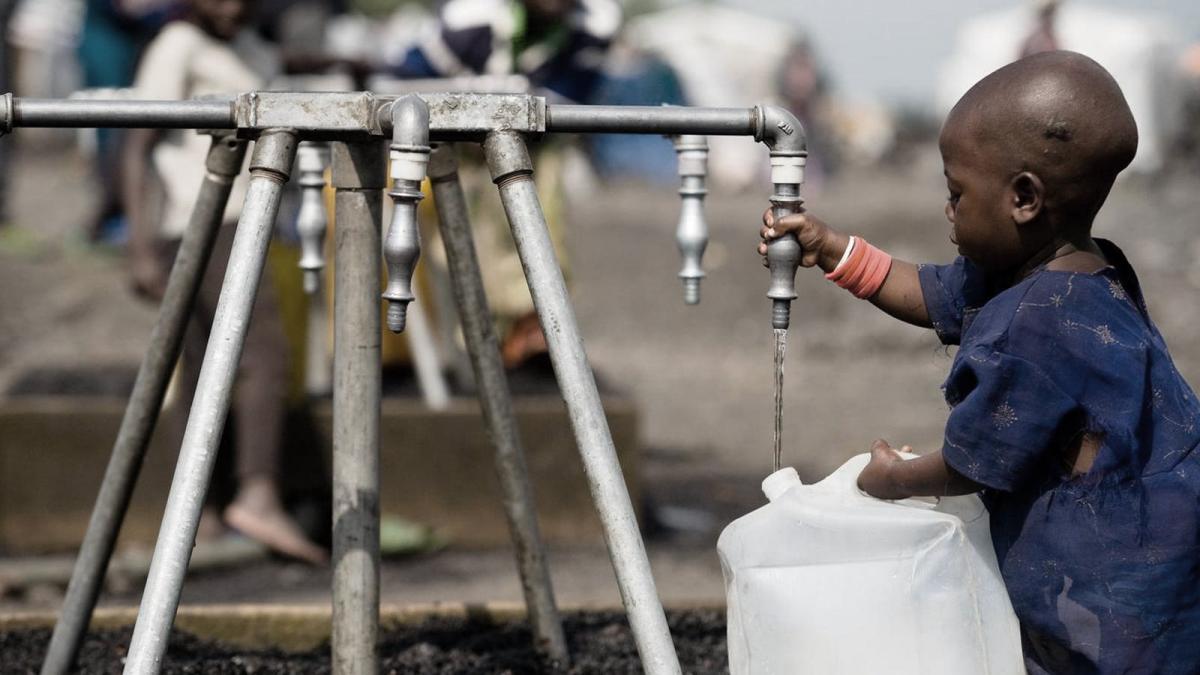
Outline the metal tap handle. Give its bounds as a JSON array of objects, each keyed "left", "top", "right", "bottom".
[
  {"left": 381, "top": 94, "right": 431, "bottom": 333},
  {"left": 382, "top": 180, "right": 422, "bottom": 333},
  {"left": 766, "top": 184, "right": 803, "bottom": 329},
  {"left": 295, "top": 142, "right": 329, "bottom": 296},
  {"left": 754, "top": 105, "right": 808, "bottom": 330},
  {"left": 673, "top": 134, "right": 708, "bottom": 305}
]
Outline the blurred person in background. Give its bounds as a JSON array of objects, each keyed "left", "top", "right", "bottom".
[
  {"left": 78, "top": 0, "right": 178, "bottom": 243},
  {"left": 389, "top": 0, "right": 621, "bottom": 369},
  {"left": 122, "top": 0, "right": 327, "bottom": 564},
  {"left": 392, "top": 0, "right": 618, "bottom": 103},
  {"left": 1020, "top": 0, "right": 1061, "bottom": 58},
  {"left": 777, "top": 37, "right": 836, "bottom": 186},
  {"left": 1180, "top": 42, "right": 1200, "bottom": 166}
]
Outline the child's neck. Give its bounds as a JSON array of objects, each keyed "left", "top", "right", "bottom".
[{"left": 1014, "top": 234, "right": 1106, "bottom": 281}]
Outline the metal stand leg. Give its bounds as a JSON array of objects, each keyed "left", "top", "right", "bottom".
[
  {"left": 330, "top": 139, "right": 385, "bottom": 675},
  {"left": 122, "top": 129, "right": 298, "bottom": 674},
  {"left": 429, "top": 144, "right": 568, "bottom": 663},
  {"left": 40, "top": 134, "right": 247, "bottom": 675},
  {"left": 483, "top": 131, "right": 681, "bottom": 675}
]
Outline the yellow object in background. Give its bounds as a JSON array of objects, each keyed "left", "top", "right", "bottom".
[{"left": 290, "top": 143, "right": 571, "bottom": 384}]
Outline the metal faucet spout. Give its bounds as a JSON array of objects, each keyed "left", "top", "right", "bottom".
[
  {"left": 295, "top": 142, "right": 329, "bottom": 295},
  {"left": 382, "top": 95, "right": 431, "bottom": 333},
  {"left": 755, "top": 105, "right": 807, "bottom": 330},
  {"left": 672, "top": 134, "right": 708, "bottom": 305}
]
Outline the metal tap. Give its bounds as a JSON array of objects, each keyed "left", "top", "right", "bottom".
[
  {"left": 295, "top": 142, "right": 329, "bottom": 295},
  {"left": 755, "top": 106, "right": 807, "bottom": 329},
  {"left": 382, "top": 94, "right": 431, "bottom": 333},
  {"left": 672, "top": 134, "right": 708, "bottom": 305}
]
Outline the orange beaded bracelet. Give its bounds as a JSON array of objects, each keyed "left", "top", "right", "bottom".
[{"left": 825, "top": 236, "right": 893, "bottom": 299}]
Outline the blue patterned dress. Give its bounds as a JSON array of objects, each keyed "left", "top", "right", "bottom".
[{"left": 919, "top": 239, "right": 1200, "bottom": 674}]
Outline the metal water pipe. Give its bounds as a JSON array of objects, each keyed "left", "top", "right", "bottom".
[{"left": 381, "top": 94, "right": 430, "bottom": 333}]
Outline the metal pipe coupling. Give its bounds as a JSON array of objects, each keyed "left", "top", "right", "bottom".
[
  {"left": 382, "top": 95, "right": 431, "bottom": 333},
  {"left": 295, "top": 142, "right": 330, "bottom": 295},
  {"left": 754, "top": 105, "right": 808, "bottom": 330},
  {"left": 672, "top": 134, "right": 709, "bottom": 305},
  {"left": 0, "top": 93, "right": 12, "bottom": 136}
]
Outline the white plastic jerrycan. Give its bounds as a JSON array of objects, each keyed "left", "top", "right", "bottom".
[{"left": 718, "top": 454, "right": 1024, "bottom": 675}]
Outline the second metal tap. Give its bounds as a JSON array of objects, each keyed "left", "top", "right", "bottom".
[
  {"left": 755, "top": 105, "right": 808, "bottom": 330},
  {"left": 382, "top": 94, "right": 431, "bottom": 333},
  {"left": 672, "top": 134, "right": 708, "bottom": 305},
  {"left": 295, "top": 142, "right": 330, "bottom": 296}
]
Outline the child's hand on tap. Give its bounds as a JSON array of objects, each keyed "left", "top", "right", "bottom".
[{"left": 758, "top": 208, "right": 851, "bottom": 274}]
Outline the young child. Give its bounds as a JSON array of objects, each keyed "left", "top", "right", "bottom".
[{"left": 761, "top": 51, "right": 1200, "bottom": 674}]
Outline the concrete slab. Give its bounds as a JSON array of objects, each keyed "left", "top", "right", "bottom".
[{"left": 0, "top": 395, "right": 640, "bottom": 554}]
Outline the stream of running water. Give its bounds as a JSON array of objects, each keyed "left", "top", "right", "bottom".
[{"left": 773, "top": 327, "right": 788, "bottom": 472}]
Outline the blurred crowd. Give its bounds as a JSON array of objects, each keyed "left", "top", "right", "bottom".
[{"left": 0, "top": 1, "right": 849, "bottom": 228}]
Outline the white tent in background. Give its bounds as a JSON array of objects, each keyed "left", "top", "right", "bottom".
[
  {"left": 624, "top": 5, "right": 797, "bottom": 188},
  {"left": 938, "top": 3, "right": 1184, "bottom": 174}
]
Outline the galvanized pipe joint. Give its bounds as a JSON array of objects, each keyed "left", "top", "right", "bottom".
[
  {"left": 382, "top": 95, "right": 430, "bottom": 333},
  {"left": 672, "top": 135, "right": 708, "bottom": 305},
  {"left": 295, "top": 142, "right": 330, "bottom": 295},
  {"left": 755, "top": 105, "right": 807, "bottom": 330}
]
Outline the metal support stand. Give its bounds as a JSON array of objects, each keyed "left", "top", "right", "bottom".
[
  {"left": 123, "top": 129, "right": 298, "bottom": 674},
  {"left": 330, "top": 139, "right": 386, "bottom": 675},
  {"left": 483, "top": 131, "right": 682, "bottom": 675},
  {"left": 40, "top": 134, "right": 247, "bottom": 675},
  {"left": 1, "top": 92, "right": 809, "bottom": 674},
  {"left": 429, "top": 144, "right": 568, "bottom": 663}
]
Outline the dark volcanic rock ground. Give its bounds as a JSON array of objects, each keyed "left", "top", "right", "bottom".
[{"left": 1, "top": 610, "right": 726, "bottom": 674}]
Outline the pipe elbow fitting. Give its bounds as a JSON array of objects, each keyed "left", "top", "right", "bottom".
[
  {"left": 755, "top": 104, "right": 807, "bottom": 156},
  {"left": 389, "top": 94, "right": 431, "bottom": 190},
  {"left": 390, "top": 94, "right": 430, "bottom": 152},
  {"left": 757, "top": 105, "right": 808, "bottom": 190}
]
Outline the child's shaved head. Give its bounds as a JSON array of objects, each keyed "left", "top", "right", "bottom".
[{"left": 945, "top": 51, "right": 1137, "bottom": 226}]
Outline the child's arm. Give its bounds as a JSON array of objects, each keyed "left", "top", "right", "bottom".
[
  {"left": 856, "top": 440, "right": 981, "bottom": 499},
  {"left": 758, "top": 209, "right": 930, "bottom": 328}
]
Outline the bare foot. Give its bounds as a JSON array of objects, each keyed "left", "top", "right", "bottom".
[
  {"left": 501, "top": 311, "right": 549, "bottom": 368},
  {"left": 224, "top": 477, "right": 329, "bottom": 565}
]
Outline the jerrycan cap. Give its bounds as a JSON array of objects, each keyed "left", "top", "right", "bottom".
[{"left": 762, "top": 467, "right": 801, "bottom": 502}]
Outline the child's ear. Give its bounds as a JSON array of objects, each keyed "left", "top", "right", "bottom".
[{"left": 1010, "top": 172, "right": 1044, "bottom": 225}]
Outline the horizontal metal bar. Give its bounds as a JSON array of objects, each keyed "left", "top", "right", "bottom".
[
  {"left": 12, "top": 97, "right": 235, "bottom": 129},
  {"left": 545, "top": 105, "right": 757, "bottom": 136},
  {"left": 3, "top": 95, "right": 773, "bottom": 141}
]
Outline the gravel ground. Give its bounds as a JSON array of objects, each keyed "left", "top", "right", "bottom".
[{"left": 2, "top": 609, "right": 727, "bottom": 674}]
